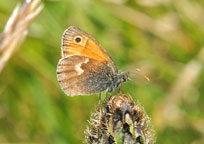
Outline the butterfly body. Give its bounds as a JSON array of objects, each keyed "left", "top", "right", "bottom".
[{"left": 57, "top": 26, "right": 128, "bottom": 96}]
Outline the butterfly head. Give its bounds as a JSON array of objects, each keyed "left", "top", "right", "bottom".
[{"left": 119, "top": 72, "right": 129, "bottom": 83}]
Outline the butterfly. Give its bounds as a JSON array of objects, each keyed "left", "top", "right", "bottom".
[{"left": 57, "top": 26, "right": 129, "bottom": 96}]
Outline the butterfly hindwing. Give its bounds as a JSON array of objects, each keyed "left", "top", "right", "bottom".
[{"left": 57, "top": 55, "right": 114, "bottom": 96}]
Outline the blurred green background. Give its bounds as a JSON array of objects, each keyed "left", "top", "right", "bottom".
[{"left": 0, "top": 0, "right": 204, "bottom": 143}]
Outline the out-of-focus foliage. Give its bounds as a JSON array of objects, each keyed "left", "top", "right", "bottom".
[{"left": 0, "top": 0, "right": 203, "bottom": 143}]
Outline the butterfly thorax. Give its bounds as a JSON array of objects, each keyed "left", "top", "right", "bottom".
[{"left": 107, "top": 72, "right": 129, "bottom": 92}]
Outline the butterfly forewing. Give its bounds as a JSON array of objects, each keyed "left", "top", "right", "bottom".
[{"left": 62, "top": 26, "right": 114, "bottom": 62}]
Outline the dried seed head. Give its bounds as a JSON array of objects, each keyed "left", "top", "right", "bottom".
[{"left": 84, "top": 94, "right": 156, "bottom": 144}]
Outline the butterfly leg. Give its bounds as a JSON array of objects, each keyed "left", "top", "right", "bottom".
[
  {"left": 99, "top": 93, "right": 101, "bottom": 103},
  {"left": 120, "top": 86, "right": 123, "bottom": 94}
]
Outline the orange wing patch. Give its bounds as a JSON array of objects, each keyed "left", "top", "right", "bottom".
[{"left": 61, "top": 26, "right": 110, "bottom": 62}]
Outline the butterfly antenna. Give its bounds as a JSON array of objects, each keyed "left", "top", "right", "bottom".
[
  {"left": 130, "top": 68, "right": 150, "bottom": 82},
  {"left": 144, "top": 75, "right": 150, "bottom": 82}
]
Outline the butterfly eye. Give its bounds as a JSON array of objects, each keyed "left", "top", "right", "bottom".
[{"left": 74, "top": 36, "right": 82, "bottom": 43}]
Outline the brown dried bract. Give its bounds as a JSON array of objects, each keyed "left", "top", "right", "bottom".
[{"left": 84, "top": 94, "right": 156, "bottom": 144}]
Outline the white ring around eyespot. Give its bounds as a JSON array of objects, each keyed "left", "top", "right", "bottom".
[{"left": 74, "top": 35, "right": 83, "bottom": 44}]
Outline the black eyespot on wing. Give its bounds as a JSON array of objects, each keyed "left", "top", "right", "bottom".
[{"left": 75, "top": 36, "right": 82, "bottom": 43}]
